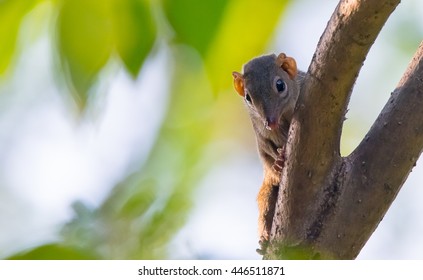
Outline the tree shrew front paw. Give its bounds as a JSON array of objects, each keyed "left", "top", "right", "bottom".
[{"left": 272, "top": 146, "right": 286, "bottom": 173}]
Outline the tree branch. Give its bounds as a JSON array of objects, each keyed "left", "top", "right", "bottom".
[
  {"left": 338, "top": 42, "right": 423, "bottom": 258},
  {"left": 265, "top": 0, "right": 402, "bottom": 259}
]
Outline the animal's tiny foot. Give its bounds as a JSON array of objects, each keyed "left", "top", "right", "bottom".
[
  {"left": 257, "top": 238, "right": 270, "bottom": 255},
  {"left": 272, "top": 146, "right": 286, "bottom": 173}
]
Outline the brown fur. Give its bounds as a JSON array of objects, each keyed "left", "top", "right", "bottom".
[{"left": 232, "top": 53, "right": 304, "bottom": 242}]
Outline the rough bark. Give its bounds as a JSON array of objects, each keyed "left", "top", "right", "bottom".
[{"left": 264, "top": 0, "right": 423, "bottom": 259}]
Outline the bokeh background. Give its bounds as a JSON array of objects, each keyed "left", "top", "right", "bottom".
[{"left": 0, "top": 0, "right": 422, "bottom": 259}]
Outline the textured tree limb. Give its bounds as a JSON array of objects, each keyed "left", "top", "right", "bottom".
[
  {"left": 339, "top": 42, "right": 423, "bottom": 258},
  {"left": 264, "top": 0, "right": 413, "bottom": 259}
]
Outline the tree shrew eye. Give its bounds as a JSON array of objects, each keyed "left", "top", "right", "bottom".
[
  {"left": 245, "top": 93, "right": 252, "bottom": 104},
  {"left": 276, "top": 79, "right": 286, "bottom": 92}
]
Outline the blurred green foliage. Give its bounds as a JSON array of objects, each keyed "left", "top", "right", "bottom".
[
  {"left": 0, "top": 0, "right": 41, "bottom": 74},
  {"left": 57, "top": 0, "right": 115, "bottom": 106},
  {"left": 57, "top": 0, "right": 156, "bottom": 107},
  {"left": 1, "top": 0, "right": 289, "bottom": 259},
  {"left": 7, "top": 243, "right": 97, "bottom": 260}
]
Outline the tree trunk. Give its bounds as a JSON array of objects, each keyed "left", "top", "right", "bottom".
[{"left": 264, "top": 0, "right": 423, "bottom": 259}]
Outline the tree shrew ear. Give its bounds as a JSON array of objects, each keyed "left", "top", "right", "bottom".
[
  {"left": 277, "top": 53, "right": 298, "bottom": 80},
  {"left": 232, "top": 71, "right": 245, "bottom": 97}
]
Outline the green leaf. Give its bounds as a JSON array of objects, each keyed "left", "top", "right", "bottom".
[
  {"left": 113, "top": 0, "right": 156, "bottom": 77},
  {"left": 0, "top": 0, "right": 38, "bottom": 75},
  {"left": 119, "top": 180, "right": 156, "bottom": 218},
  {"left": 57, "top": 0, "right": 114, "bottom": 108},
  {"left": 7, "top": 244, "right": 97, "bottom": 260},
  {"left": 162, "top": 0, "right": 228, "bottom": 55}
]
